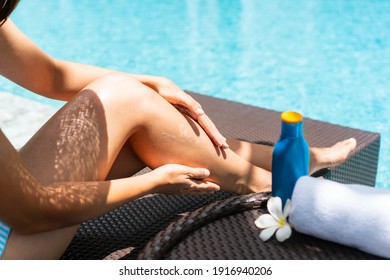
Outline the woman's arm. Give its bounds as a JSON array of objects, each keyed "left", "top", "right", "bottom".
[
  {"left": 0, "top": 19, "right": 228, "bottom": 147},
  {"left": 0, "top": 19, "right": 156, "bottom": 100},
  {"left": 0, "top": 129, "right": 218, "bottom": 234},
  {"left": 0, "top": 19, "right": 202, "bottom": 102}
]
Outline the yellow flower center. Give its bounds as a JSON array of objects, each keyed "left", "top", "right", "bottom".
[{"left": 279, "top": 217, "right": 285, "bottom": 227}]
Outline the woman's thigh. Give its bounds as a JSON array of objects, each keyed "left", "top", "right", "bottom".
[{"left": 2, "top": 75, "right": 149, "bottom": 259}]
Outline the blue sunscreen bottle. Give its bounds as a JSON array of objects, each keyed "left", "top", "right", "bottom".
[{"left": 272, "top": 111, "right": 310, "bottom": 206}]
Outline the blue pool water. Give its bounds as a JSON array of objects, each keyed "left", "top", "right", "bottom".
[{"left": 1, "top": 0, "right": 389, "bottom": 188}]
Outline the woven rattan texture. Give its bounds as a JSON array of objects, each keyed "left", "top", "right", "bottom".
[
  {"left": 139, "top": 193, "right": 381, "bottom": 260},
  {"left": 138, "top": 192, "right": 270, "bottom": 259},
  {"left": 61, "top": 190, "right": 232, "bottom": 259},
  {"left": 61, "top": 92, "right": 380, "bottom": 260}
]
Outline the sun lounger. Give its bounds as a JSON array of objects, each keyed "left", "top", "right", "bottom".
[{"left": 61, "top": 91, "right": 381, "bottom": 260}]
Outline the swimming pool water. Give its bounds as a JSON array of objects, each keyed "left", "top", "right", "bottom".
[{"left": 1, "top": 0, "right": 389, "bottom": 188}]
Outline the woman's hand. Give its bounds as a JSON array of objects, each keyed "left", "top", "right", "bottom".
[
  {"left": 149, "top": 77, "right": 229, "bottom": 149},
  {"left": 150, "top": 164, "right": 220, "bottom": 195}
]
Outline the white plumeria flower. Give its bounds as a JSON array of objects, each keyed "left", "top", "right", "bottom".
[{"left": 254, "top": 196, "right": 292, "bottom": 242}]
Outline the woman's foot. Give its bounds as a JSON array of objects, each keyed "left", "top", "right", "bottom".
[{"left": 309, "top": 138, "right": 357, "bottom": 174}]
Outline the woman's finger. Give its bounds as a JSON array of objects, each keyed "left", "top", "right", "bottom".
[
  {"left": 175, "top": 104, "right": 228, "bottom": 149},
  {"left": 186, "top": 167, "right": 210, "bottom": 179},
  {"left": 174, "top": 91, "right": 205, "bottom": 117},
  {"left": 197, "top": 114, "right": 229, "bottom": 148},
  {"left": 180, "top": 179, "right": 221, "bottom": 194},
  {"left": 167, "top": 90, "right": 228, "bottom": 149}
]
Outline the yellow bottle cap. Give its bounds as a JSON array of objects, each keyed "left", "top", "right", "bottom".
[{"left": 281, "top": 111, "right": 303, "bottom": 124}]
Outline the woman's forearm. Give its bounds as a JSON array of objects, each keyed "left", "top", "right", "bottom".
[
  {"left": 0, "top": 130, "right": 155, "bottom": 235},
  {"left": 7, "top": 174, "right": 155, "bottom": 235},
  {"left": 0, "top": 20, "right": 163, "bottom": 101},
  {"left": 51, "top": 60, "right": 115, "bottom": 100},
  {"left": 32, "top": 174, "right": 154, "bottom": 234},
  {"left": 52, "top": 60, "right": 164, "bottom": 101}
]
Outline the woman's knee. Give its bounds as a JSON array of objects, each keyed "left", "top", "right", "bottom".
[{"left": 84, "top": 73, "right": 154, "bottom": 106}]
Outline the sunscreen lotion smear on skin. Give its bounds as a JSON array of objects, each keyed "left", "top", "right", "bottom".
[{"left": 272, "top": 111, "right": 310, "bottom": 206}]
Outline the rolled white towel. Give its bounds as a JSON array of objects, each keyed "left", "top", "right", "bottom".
[{"left": 289, "top": 176, "right": 390, "bottom": 259}]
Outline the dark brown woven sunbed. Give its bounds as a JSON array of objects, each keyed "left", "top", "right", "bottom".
[{"left": 61, "top": 91, "right": 381, "bottom": 260}]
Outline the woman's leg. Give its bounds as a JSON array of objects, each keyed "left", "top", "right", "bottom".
[
  {"left": 2, "top": 73, "right": 268, "bottom": 259},
  {"left": 2, "top": 73, "right": 356, "bottom": 259},
  {"left": 227, "top": 138, "right": 357, "bottom": 175},
  {"left": 2, "top": 77, "right": 146, "bottom": 259}
]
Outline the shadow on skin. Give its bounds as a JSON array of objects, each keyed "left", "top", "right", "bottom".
[{"left": 12, "top": 90, "right": 111, "bottom": 231}]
